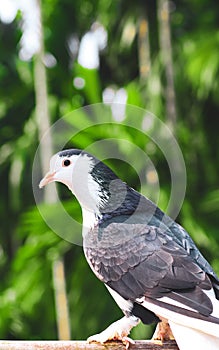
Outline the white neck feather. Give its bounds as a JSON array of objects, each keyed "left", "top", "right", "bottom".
[
  {"left": 69, "top": 154, "right": 102, "bottom": 212},
  {"left": 81, "top": 206, "right": 100, "bottom": 237}
]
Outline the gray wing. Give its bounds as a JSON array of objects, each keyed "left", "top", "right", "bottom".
[
  {"left": 141, "top": 200, "right": 219, "bottom": 297},
  {"left": 84, "top": 222, "right": 214, "bottom": 317}
]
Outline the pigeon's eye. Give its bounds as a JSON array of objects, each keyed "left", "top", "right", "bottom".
[{"left": 62, "top": 159, "right": 71, "bottom": 167}]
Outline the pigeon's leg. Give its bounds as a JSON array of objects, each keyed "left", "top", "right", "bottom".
[
  {"left": 152, "top": 319, "right": 174, "bottom": 341},
  {"left": 87, "top": 315, "right": 140, "bottom": 349}
]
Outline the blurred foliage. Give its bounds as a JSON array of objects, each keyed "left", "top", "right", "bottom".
[{"left": 0, "top": 0, "right": 219, "bottom": 342}]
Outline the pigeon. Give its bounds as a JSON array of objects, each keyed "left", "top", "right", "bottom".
[{"left": 39, "top": 149, "right": 219, "bottom": 350}]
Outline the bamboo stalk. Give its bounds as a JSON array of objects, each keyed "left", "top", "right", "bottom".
[
  {"left": 33, "top": 0, "right": 71, "bottom": 340},
  {"left": 157, "top": 0, "right": 176, "bottom": 129},
  {"left": 138, "top": 13, "right": 151, "bottom": 80},
  {"left": 52, "top": 259, "right": 71, "bottom": 340}
]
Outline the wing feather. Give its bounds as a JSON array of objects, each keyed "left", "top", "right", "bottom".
[{"left": 84, "top": 222, "right": 216, "bottom": 318}]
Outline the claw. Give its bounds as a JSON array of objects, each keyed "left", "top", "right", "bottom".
[
  {"left": 88, "top": 334, "right": 134, "bottom": 349},
  {"left": 121, "top": 336, "right": 135, "bottom": 349},
  {"left": 87, "top": 316, "right": 139, "bottom": 348},
  {"left": 152, "top": 320, "right": 174, "bottom": 341}
]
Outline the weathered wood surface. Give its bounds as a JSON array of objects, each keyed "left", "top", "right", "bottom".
[{"left": 0, "top": 340, "right": 179, "bottom": 350}]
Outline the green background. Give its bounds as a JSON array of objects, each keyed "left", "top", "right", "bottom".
[{"left": 0, "top": 0, "right": 219, "bottom": 341}]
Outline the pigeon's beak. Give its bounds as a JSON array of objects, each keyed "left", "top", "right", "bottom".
[{"left": 39, "top": 171, "right": 56, "bottom": 188}]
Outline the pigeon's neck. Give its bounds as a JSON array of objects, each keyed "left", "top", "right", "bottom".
[
  {"left": 82, "top": 206, "right": 100, "bottom": 233},
  {"left": 81, "top": 182, "right": 142, "bottom": 232},
  {"left": 90, "top": 162, "right": 142, "bottom": 216},
  {"left": 71, "top": 158, "right": 142, "bottom": 229}
]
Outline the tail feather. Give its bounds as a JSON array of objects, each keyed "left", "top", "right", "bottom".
[
  {"left": 137, "top": 293, "right": 219, "bottom": 349},
  {"left": 169, "top": 322, "right": 219, "bottom": 350}
]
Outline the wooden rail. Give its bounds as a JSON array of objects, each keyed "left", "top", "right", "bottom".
[{"left": 0, "top": 340, "right": 179, "bottom": 350}]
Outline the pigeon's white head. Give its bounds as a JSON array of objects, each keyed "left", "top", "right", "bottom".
[
  {"left": 39, "top": 149, "right": 101, "bottom": 212},
  {"left": 39, "top": 149, "right": 123, "bottom": 216},
  {"left": 39, "top": 149, "right": 142, "bottom": 230}
]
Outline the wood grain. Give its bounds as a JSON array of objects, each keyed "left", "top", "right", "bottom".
[{"left": 0, "top": 340, "right": 179, "bottom": 350}]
